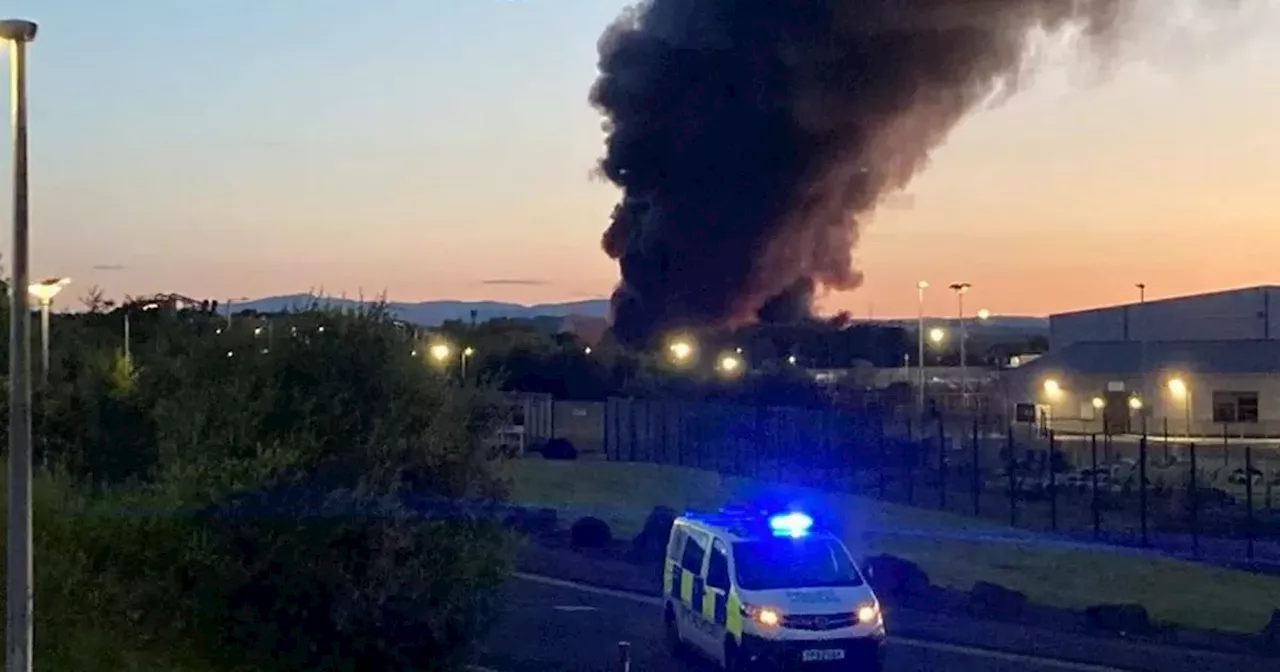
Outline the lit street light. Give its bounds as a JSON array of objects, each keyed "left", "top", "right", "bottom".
[
  {"left": 1092, "top": 396, "right": 1106, "bottom": 410},
  {"left": 462, "top": 346, "right": 476, "bottom": 379},
  {"left": 667, "top": 337, "right": 696, "bottom": 366},
  {"left": 3, "top": 17, "right": 39, "bottom": 672},
  {"left": 976, "top": 308, "right": 991, "bottom": 321},
  {"left": 27, "top": 277, "right": 69, "bottom": 385},
  {"left": 1129, "top": 396, "right": 1144, "bottom": 411},
  {"left": 717, "top": 352, "right": 744, "bottom": 378},
  {"left": 428, "top": 342, "right": 453, "bottom": 364},
  {"left": 928, "top": 327, "right": 946, "bottom": 346}
]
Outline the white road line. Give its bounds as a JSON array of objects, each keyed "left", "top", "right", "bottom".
[
  {"left": 466, "top": 666, "right": 502, "bottom": 672},
  {"left": 511, "top": 572, "right": 1130, "bottom": 672},
  {"left": 553, "top": 604, "right": 600, "bottom": 612},
  {"left": 892, "top": 637, "right": 1125, "bottom": 672}
]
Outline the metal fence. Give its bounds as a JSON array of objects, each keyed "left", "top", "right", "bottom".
[{"left": 598, "top": 398, "right": 1280, "bottom": 570}]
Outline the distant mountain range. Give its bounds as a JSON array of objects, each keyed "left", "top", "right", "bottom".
[
  {"left": 235, "top": 294, "right": 610, "bottom": 326},
  {"left": 235, "top": 294, "right": 1048, "bottom": 334}
]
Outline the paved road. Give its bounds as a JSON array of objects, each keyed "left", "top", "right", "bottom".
[{"left": 474, "top": 574, "right": 1274, "bottom": 672}]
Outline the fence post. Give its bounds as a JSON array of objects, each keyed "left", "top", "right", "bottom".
[
  {"left": 603, "top": 398, "right": 611, "bottom": 460},
  {"left": 877, "top": 414, "right": 887, "bottom": 500},
  {"left": 1048, "top": 430, "right": 1058, "bottom": 533},
  {"left": 971, "top": 418, "right": 981, "bottom": 516},
  {"left": 1163, "top": 417, "right": 1170, "bottom": 463},
  {"left": 938, "top": 434, "right": 948, "bottom": 512},
  {"left": 1090, "top": 433, "right": 1100, "bottom": 539},
  {"left": 617, "top": 641, "right": 631, "bottom": 672},
  {"left": 1139, "top": 434, "right": 1149, "bottom": 548},
  {"left": 905, "top": 436, "right": 916, "bottom": 506},
  {"left": 628, "top": 399, "right": 638, "bottom": 463},
  {"left": 1188, "top": 442, "right": 1199, "bottom": 557},
  {"left": 1006, "top": 425, "right": 1017, "bottom": 527},
  {"left": 1222, "top": 423, "right": 1229, "bottom": 467},
  {"left": 1245, "top": 445, "right": 1255, "bottom": 565}
]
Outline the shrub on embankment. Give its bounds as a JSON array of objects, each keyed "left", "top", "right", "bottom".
[{"left": 0, "top": 304, "right": 513, "bottom": 670}]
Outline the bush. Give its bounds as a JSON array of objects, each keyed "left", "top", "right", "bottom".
[
  {"left": 542, "top": 438, "right": 578, "bottom": 460},
  {"left": 9, "top": 303, "right": 516, "bottom": 671},
  {"left": 570, "top": 516, "right": 612, "bottom": 549}
]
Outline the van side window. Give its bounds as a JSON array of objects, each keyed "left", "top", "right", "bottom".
[
  {"left": 666, "top": 529, "right": 687, "bottom": 562},
  {"left": 706, "top": 541, "right": 730, "bottom": 590},
  {"left": 680, "top": 533, "right": 707, "bottom": 573}
]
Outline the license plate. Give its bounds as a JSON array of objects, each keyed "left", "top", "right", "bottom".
[{"left": 801, "top": 649, "right": 845, "bottom": 662}]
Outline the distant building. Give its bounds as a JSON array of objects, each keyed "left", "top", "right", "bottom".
[{"left": 1006, "top": 285, "right": 1280, "bottom": 436}]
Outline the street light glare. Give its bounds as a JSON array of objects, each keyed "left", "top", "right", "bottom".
[
  {"left": 462, "top": 346, "right": 475, "bottom": 357},
  {"left": 917, "top": 280, "right": 928, "bottom": 290},
  {"left": 428, "top": 343, "right": 452, "bottom": 362},
  {"left": 928, "top": 327, "right": 946, "bottom": 344},
  {"left": 718, "top": 354, "right": 743, "bottom": 375},
  {"left": 27, "top": 276, "right": 70, "bottom": 303},
  {"left": 1167, "top": 377, "right": 1187, "bottom": 397},
  {"left": 667, "top": 338, "right": 695, "bottom": 362},
  {"left": 1091, "top": 397, "right": 1106, "bottom": 410},
  {"left": 1043, "top": 379, "right": 1061, "bottom": 396},
  {"left": 1129, "top": 396, "right": 1144, "bottom": 410},
  {"left": 976, "top": 308, "right": 991, "bottom": 321}
]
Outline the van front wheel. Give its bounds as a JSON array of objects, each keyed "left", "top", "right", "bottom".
[{"left": 664, "top": 607, "right": 683, "bottom": 657}]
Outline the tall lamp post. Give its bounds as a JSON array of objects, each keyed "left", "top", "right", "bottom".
[
  {"left": 2, "top": 18, "right": 39, "bottom": 672},
  {"left": 225, "top": 296, "right": 249, "bottom": 329},
  {"left": 28, "top": 277, "right": 69, "bottom": 385},
  {"left": 916, "top": 281, "right": 928, "bottom": 415},
  {"left": 949, "top": 282, "right": 972, "bottom": 408}
]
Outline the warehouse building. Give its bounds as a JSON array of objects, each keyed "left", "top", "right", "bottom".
[{"left": 1005, "top": 286, "right": 1280, "bottom": 436}]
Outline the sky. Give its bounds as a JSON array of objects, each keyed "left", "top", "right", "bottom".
[{"left": 0, "top": 0, "right": 1278, "bottom": 318}]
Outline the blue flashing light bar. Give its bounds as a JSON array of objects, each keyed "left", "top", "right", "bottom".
[{"left": 767, "top": 512, "right": 814, "bottom": 538}]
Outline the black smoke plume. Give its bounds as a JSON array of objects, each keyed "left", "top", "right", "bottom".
[{"left": 590, "top": 0, "right": 1173, "bottom": 347}]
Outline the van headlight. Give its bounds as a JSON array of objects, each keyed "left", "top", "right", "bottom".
[
  {"left": 742, "top": 604, "right": 781, "bottom": 627},
  {"left": 856, "top": 602, "right": 880, "bottom": 624}
]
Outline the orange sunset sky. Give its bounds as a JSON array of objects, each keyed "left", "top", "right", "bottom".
[{"left": 4, "top": 0, "right": 1278, "bottom": 318}]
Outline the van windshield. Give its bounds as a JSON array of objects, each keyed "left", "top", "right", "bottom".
[{"left": 733, "top": 537, "right": 864, "bottom": 591}]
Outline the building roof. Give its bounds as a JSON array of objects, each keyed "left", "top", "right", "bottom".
[
  {"left": 1051, "top": 284, "right": 1280, "bottom": 319},
  {"left": 1018, "top": 339, "right": 1280, "bottom": 376}
]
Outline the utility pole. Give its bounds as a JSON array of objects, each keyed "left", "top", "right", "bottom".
[
  {"left": 1136, "top": 283, "right": 1147, "bottom": 433},
  {"left": 916, "top": 281, "right": 927, "bottom": 416}
]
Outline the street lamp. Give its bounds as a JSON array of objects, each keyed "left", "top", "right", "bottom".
[
  {"left": 949, "top": 282, "right": 972, "bottom": 407},
  {"left": 28, "top": 277, "right": 69, "bottom": 385},
  {"left": 2, "top": 18, "right": 39, "bottom": 672},
  {"left": 462, "top": 346, "right": 475, "bottom": 379},
  {"left": 928, "top": 327, "right": 946, "bottom": 346},
  {"left": 976, "top": 308, "right": 991, "bottom": 321},
  {"left": 916, "top": 280, "right": 928, "bottom": 414},
  {"left": 225, "top": 296, "right": 249, "bottom": 329}
]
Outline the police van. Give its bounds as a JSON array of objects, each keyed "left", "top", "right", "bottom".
[{"left": 663, "top": 507, "right": 885, "bottom": 670}]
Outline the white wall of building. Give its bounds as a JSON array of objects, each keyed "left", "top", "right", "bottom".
[{"left": 1050, "top": 286, "right": 1280, "bottom": 350}]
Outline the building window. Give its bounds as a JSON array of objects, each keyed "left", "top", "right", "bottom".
[{"left": 1211, "top": 391, "right": 1260, "bottom": 423}]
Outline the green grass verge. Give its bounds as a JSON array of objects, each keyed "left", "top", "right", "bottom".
[{"left": 505, "top": 459, "right": 1280, "bottom": 634}]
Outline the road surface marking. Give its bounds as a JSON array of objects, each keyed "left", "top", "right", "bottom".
[
  {"left": 514, "top": 572, "right": 663, "bottom": 606},
  {"left": 466, "top": 666, "right": 502, "bottom": 672},
  {"left": 511, "top": 572, "right": 1130, "bottom": 672},
  {"left": 892, "top": 637, "right": 1126, "bottom": 672},
  {"left": 553, "top": 605, "right": 599, "bottom": 612}
]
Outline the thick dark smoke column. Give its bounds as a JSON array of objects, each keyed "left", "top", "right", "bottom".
[{"left": 590, "top": 0, "right": 1140, "bottom": 346}]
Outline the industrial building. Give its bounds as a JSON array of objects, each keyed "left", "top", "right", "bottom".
[{"left": 1005, "top": 286, "right": 1280, "bottom": 436}]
